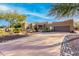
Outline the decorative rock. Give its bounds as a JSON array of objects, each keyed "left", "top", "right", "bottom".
[{"left": 60, "top": 34, "right": 79, "bottom": 56}]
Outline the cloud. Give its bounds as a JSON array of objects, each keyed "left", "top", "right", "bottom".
[
  {"left": 0, "top": 5, "right": 11, "bottom": 12},
  {"left": 25, "top": 12, "right": 53, "bottom": 20},
  {"left": 0, "top": 5, "right": 10, "bottom": 11},
  {"left": 0, "top": 5, "right": 53, "bottom": 20},
  {"left": 0, "top": 5, "right": 16, "bottom": 13},
  {"left": 17, "top": 9, "right": 53, "bottom": 20},
  {"left": 12, "top": 6, "right": 53, "bottom": 20}
]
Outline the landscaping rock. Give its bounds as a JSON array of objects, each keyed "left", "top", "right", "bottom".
[{"left": 60, "top": 34, "right": 79, "bottom": 56}]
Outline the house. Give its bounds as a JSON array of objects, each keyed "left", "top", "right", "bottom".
[{"left": 27, "top": 19, "right": 74, "bottom": 32}]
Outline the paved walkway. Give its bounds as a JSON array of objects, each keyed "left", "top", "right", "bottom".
[{"left": 0, "top": 32, "right": 68, "bottom": 56}]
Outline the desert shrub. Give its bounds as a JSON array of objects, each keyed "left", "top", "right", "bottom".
[
  {"left": 13, "top": 28, "right": 22, "bottom": 33},
  {"left": 43, "top": 27, "right": 50, "bottom": 32},
  {"left": 0, "top": 29, "right": 4, "bottom": 33},
  {"left": 14, "top": 23, "right": 21, "bottom": 28}
]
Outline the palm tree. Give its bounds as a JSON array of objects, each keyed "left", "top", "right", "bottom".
[{"left": 49, "top": 3, "right": 79, "bottom": 19}]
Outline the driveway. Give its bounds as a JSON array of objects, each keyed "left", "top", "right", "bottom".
[{"left": 0, "top": 32, "right": 69, "bottom": 56}]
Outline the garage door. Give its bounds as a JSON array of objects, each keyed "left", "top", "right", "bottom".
[{"left": 54, "top": 26, "right": 70, "bottom": 32}]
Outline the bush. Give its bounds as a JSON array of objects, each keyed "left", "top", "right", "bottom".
[
  {"left": 13, "top": 28, "right": 22, "bottom": 33},
  {"left": 43, "top": 27, "right": 50, "bottom": 32}
]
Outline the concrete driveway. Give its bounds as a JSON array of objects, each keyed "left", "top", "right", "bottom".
[{"left": 0, "top": 32, "right": 69, "bottom": 56}]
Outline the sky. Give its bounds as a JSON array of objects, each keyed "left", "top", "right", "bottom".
[{"left": 0, "top": 3, "right": 78, "bottom": 26}]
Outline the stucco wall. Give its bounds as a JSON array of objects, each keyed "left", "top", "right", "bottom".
[{"left": 49, "top": 19, "right": 74, "bottom": 31}]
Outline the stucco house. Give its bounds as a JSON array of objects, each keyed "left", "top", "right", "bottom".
[{"left": 27, "top": 19, "right": 74, "bottom": 32}]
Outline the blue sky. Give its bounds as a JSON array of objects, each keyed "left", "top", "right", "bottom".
[{"left": 0, "top": 3, "right": 78, "bottom": 26}]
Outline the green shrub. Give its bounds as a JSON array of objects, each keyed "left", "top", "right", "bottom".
[
  {"left": 13, "top": 28, "right": 22, "bottom": 33},
  {"left": 43, "top": 27, "right": 50, "bottom": 32}
]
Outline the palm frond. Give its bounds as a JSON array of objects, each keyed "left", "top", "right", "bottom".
[{"left": 48, "top": 3, "right": 79, "bottom": 19}]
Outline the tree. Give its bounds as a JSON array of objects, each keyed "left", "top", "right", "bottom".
[
  {"left": 4, "top": 12, "right": 26, "bottom": 28},
  {"left": 0, "top": 12, "right": 26, "bottom": 28},
  {"left": 49, "top": 3, "right": 79, "bottom": 19},
  {"left": 0, "top": 12, "right": 26, "bottom": 33}
]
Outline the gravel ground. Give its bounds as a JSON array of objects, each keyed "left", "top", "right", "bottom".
[{"left": 60, "top": 33, "right": 79, "bottom": 56}]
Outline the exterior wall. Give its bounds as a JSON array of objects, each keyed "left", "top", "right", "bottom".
[
  {"left": 50, "top": 20, "right": 73, "bottom": 26},
  {"left": 49, "top": 19, "right": 74, "bottom": 32}
]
